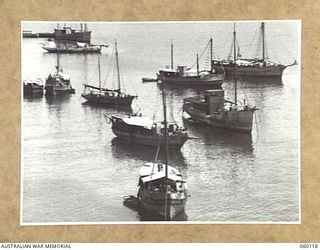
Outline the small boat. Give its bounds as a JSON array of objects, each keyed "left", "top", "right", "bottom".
[
  {"left": 42, "top": 41, "right": 103, "bottom": 54},
  {"left": 137, "top": 162, "right": 188, "bottom": 220},
  {"left": 212, "top": 22, "right": 297, "bottom": 78},
  {"left": 183, "top": 23, "right": 257, "bottom": 133},
  {"left": 44, "top": 54, "right": 75, "bottom": 95},
  {"left": 142, "top": 77, "right": 158, "bottom": 82},
  {"left": 158, "top": 39, "right": 224, "bottom": 86},
  {"left": 22, "top": 30, "right": 39, "bottom": 38},
  {"left": 105, "top": 113, "right": 188, "bottom": 149},
  {"left": 137, "top": 82, "right": 188, "bottom": 220},
  {"left": 82, "top": 41, "right": 136, "bottom": 107},
  {"left": 23, "top": 78, "right": 44, "bottom": 95}
]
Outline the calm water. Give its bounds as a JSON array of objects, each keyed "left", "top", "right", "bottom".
[{"left": 22, "top": 21, "right": 300, "bottom": 223}]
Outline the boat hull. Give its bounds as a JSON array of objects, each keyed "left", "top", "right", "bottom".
[
  {"left": 23, "top": 84, "right": 43, "bottom": 95},
  {"left": 159, "top": 73, "right": 224, "bottom": 86},
  {"left": 82, "top": 93, "right": 135, "bottom": 106},
  {"left": 54, "top": 29, "right": 91, "bottom": 43},
  {"left": 43, "top": 47, "right": 101, "bottom": 54},
  {"left": 138, "top": 190, "right": 187, "bottom": 220},
  {"left": 183, "top": 107, "right": 255, "bottom": 133},
  {"left": 212, "top": 64, "right": 286, "bottom": 78},
  {"left": 111, "top": 127, "right": 188, "bottom": 148},
  {"left": 45, "top": 85, "right": 74, "bottom": 95}
]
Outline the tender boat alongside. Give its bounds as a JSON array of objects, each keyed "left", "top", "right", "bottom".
[{"left": 23, "top": 78, "right": 44, "bottom": 95}]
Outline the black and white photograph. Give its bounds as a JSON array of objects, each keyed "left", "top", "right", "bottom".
[{"left": 21, "top": 20, "right": 301, "bottom": 224}]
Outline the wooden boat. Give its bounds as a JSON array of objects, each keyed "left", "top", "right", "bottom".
[
  {"left": 142, "top": 77, "right": 158, "bottom": 82},
  {"left": 137, "top": 84, "right": 188, "bottom": 220},
  {"left": 212, "top": 22, "right": 297, "bottom": 78},
  {"left": 23, "top": 78, "right": 44, "bottom": 95},
  {"left": 22, "top": 30, "right": 39, "bottom": 38},
  {"left": 158, "top": 39, "right": 224, "bottom": 86},
  {"left": 183, "top": 23, "right": 257, "bottom": 133},
  {"left": 137, "top": 162, "right": 188, "bottom": 220},
  {"left": 42, "top": 41, "right": 103, "bottom": 54},
  {"left": 105, "top": 113, "right": 188, "bottom": 149},
  {"left": 44, "top": 53, "right": 75, "bottom": 95},
  {"left": 82, "top": 41, "right": 136, "bottom": 106}
]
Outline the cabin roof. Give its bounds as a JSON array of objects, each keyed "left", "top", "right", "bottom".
[
  {"left": 139, "top": 162, "right": 183, "bottom": 183},
  {"left": 159, "top": 68, "right": 177, "bottom": 73},
  {"left": 122, "top": 116, "right": 154, "bottom": 128}
]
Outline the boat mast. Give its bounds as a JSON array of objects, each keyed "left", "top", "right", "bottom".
[
  {"left": 261, "top": 22, "right": 266, "bottom": 65},
  {"left": 196, "top": 54, "right": 200, "bottom": 97},
  {"left": 171, "top": 41, "right": 174, "bottom": 70},
  {"left": 161, "top": 83, "right": 170, "bottom": 221},
  {"left": 233, "top": 23, "right": 238, "bottom": 105},
  {"left": 115, "top": 40, "right": 121, "bottom": 91},
  {"left": 98, "top": 55, "right": 101, "bottom": 93},
  {"left": 161, "top": 85, "right": 169, "bottom": 177},
  {"left": 210, "top": 37, "right": 213, "bottom": 73},
  {"left": 56, "top": 51, "right": 60, "bottom": 73}
]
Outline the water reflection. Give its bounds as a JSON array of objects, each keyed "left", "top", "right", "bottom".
[
  {"left": 45, "top": 94, "right": 72, "bottom": 105},
  {"left": 122, "top": 195, "right": 188, "bottom": 221},
  {"left": 224, "top": 75, "right": 283, "bottom": 87},
  {"left": 139, "top": 209, "right": 188, "bottom": 221},
  {"left": 183, "top": 119, "right": 254, "bottom": 155},
  {"left": 23, "top": 94, "right": 44, "bottom": 102},
  {"left": 158, "top": 81, "right": 222, "bottom": 96},
  {"left": 81, "top": 101, "right": 133, "bottom": 114},
  {"left": 110, "top": 137, "right": 187, "bottom": 167}
]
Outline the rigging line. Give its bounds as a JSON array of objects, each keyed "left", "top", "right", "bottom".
[
  {"left": 189, "top": 39, "right": 211, "bottom": 69},
  {"left": 247, "top": 27, "right": 260, "bottom": 59},
  {"left": 169, "top": 92, "right": 176, "bottom": 123},
  {"left": 154, "top": 145, "right": 161, "bottom": 162},
  {"left": 254, "top": 111, "right": 259, "bottom": 142},
  {"left": 152, "top": 85, "right": 162, "bottom": 122},
  {"left": 103, "top": 46, "right": 116, "bottom": 87}
]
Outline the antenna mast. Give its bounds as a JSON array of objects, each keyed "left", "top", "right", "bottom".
[
  {"left": 115, "top": 40, "right": 121, "bottom": 91},
  {"left": 98, "top": 55, "right": 101, "bottom": 93},
  {"left": 261, "top": 22, "right": 266, "bottom": 65},
  {"left": 170, "top": 41, "right": 174, "bottom": 70},
  {"left": 210, "top": 37, "right": 213, "bottom": 72},
  {"left": 233, "top": 23, "right": 238, "bottom": 105}
]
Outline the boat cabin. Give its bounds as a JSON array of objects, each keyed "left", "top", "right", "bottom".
[
  {"left": 183, "top": 89, "right": 225, "bottom": 115},
  {"left": 138, "top": 162, "right": 186, "bottom": 193}
]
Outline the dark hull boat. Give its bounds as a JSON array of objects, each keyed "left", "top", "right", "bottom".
[
  {"left": 158, "top": 39, "right": 224, "bottom": 87},
  {"left": 81, "top": 41, "right": 136, "bottom": 107},
  {"left": 53, "top": 23, "right": 91, "bottom": 43},
  {"left": 138, "top": 163, "right": 188, "bottom": 220},
  {"left": 22, "top": 30, "right": 39, "bottom": 38},
  {"left": 183, "top": 91, "right": 256, "bottom": 133},
  {"left": 105, "top": 114, "right": 188, "bottom": 149},
  {"left": 212, "top": 60, "right": 289, "bottom": 78},
  {"left": 183, "top": 23, "right": 257, "bottom": 133},
  {"left": 137, "top": 83, "right": 188, "bottom": 221},
  {"left": 42, "top": 23, "right": 108, "bottom": 54},
  {"left": 212, "top": 22, "right": 297, "bottom": 79},
  {"left": 23, "top": 79, "right": 44, "bottom": 95},
  {"left": 44, "top": 54, "right": 75, "bottom": 96},
  {"left": 82, "top": 86, "right": 136, "bottom": 106},
  {"left": 158, "top": 69, "right": 224, "bottom": 86}
]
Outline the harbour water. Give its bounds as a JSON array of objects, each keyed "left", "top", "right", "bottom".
[{"left": 22, "top": 21, "right": 300, "bottom": 223}]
